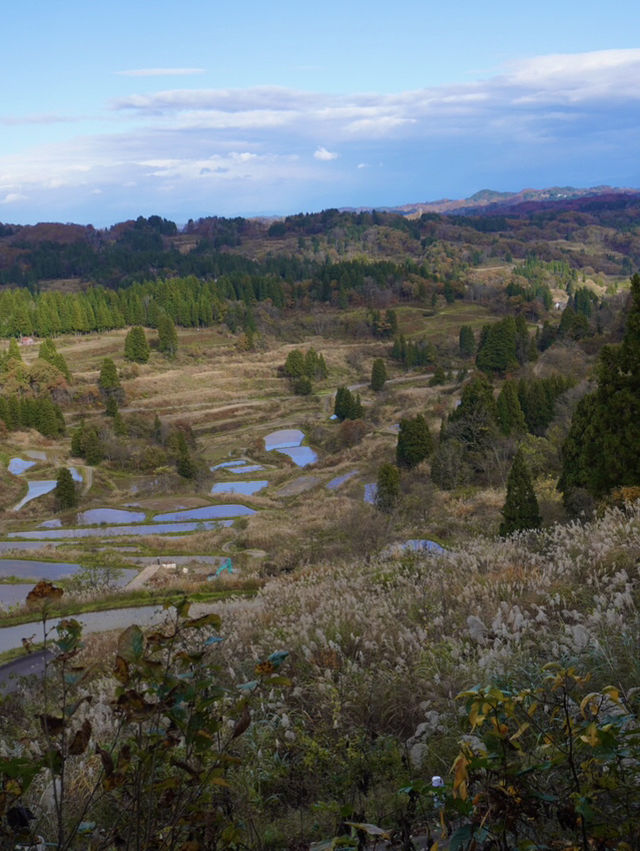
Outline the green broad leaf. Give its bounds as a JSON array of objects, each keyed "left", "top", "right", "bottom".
[
  {"left": 169, "top": 596, "right": 191, "bottom": 618},
  {"left": 117, "top": 625, "right": 144, "bottom": 662}
]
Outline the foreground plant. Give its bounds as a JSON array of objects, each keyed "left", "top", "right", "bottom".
[{"left": 0, "top": 583, "right": 289, "bottom": 850}]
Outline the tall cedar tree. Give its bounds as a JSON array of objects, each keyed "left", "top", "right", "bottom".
[
  {"left": 396, "top": 414, "right": 433, "bottom": 468},
  {"left": 334, "top": 387, "right": 363, "bottom": 421},
  {"left": 500, "top": 450, "right": 541, "bottom": 536},
  {"left": 157, "top": 313, "right": 178, "bottom": 358},
  {"left": 459, "top": 325, "right": 476, "bottom": 358},
  {"left": 497, "top": 380, "right": 526, "bottom": 436},
  {"left": 376, "top": 462, "right": 400, "bottom": 512},
  {"left": 55, "top": 467, "right": 77, "bottom": 510},
  {"left": 370, "top": 358, "right": 387, "bottom": 391},
  {"left": 124, "top": 326, "right": 150, "bottom": 363},
  {"left": 559, "top": 273, "right": 640, "bottom": 497},
  {"left": 98, "top": 358, "right": 124, "bottom": 405}
]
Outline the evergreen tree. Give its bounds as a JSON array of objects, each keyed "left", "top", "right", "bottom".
[
  {"left": 83, "top": 428, "right": 104, "bottom": 465},
  {"left": 500, "top": 450, "right": 541, "bottom": 536},
  {"left": 293, "top": 376, "right": 312, "bottom": 395},
  {"left": 283, "top": 349, "right": 306, "bottom": 378},
  {"left": 55, "top": 467, "right": 77, "bottom": 510},
  {"left": 497, "top": 380, "right": 526, "bottom": 436},
  {"left": 370, "top": 358, "right": 387, "bottom": 391},
  {"left": 375, "top": 462, "right": 400, "bottom": 513},
  {"left": 157, "top": 313, "right": 178, "bottom": 358},
  {"left": 334, "top": 387, "right": 363, "bottom": 421},
  {"left": 476, "top": 317, "right": 518, "bottom": 374},
  {"left": 559, "top": 274, "right": 640, "bottom": 498},
  {"left": 7, "top": 338, "right": 22, "bottom": 362},
  {"left": 39, "top": 338, "right": 71, "bottom": 380},
  {"left": 98, "top": 358, "right": 124, "bottom": 406},
  {"left": 174, "top": 431, "right": 197, "bottom": 478},
  {"left": 459, "top": 325, "right": 475, "bottom": 358},
  {"left": 447, "top": 374, "right": 498, "bottom": 452},
  {"left": 124, "top": 326, "right": 150, "bottom": 363},
  {"left": 396, "top": 414, "right": 433, "bottom": 468}
]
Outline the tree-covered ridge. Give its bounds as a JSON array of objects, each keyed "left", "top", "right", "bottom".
[{"left": 1, "top": 191, "right": 640, "bottom": 291}]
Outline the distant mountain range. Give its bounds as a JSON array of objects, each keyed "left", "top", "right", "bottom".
[{"left": 343, "top": 185, "right": 640, "bottom": 218}]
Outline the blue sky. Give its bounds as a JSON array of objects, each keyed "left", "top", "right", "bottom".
[{"left": 2, "top": 0, "right": 640, "bottom": 226}]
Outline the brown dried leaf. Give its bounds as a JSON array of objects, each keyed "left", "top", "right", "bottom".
[
  {"left": 68, "top": 719, "right": 91, "bottom": 755},
  {"left": 26, "top": 581, "right": 63, "bottom": 607}
]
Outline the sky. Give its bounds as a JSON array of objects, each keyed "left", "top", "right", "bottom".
[{"left": 2, "top": 0, "right": 640, "bottom": 227}]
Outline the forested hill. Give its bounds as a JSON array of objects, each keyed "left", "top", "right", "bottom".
[{"left": 0, "top": 190, "right": 639, "bottom": 291}]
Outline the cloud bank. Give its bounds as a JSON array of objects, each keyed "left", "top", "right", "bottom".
[{"left": 1, "top": 49, "right": 639, "bottom": 224}]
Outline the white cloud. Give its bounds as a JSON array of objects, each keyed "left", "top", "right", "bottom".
[
  {"left": 2, "top": 48, "right": 640, "bottom": 224},
  {"left": 314, "top": 146, "right": 339, "bottom": 161},
  {"left": 1, "top": 193, "right": 27, "bottom": 204},
  {"left": 115, "top": 68, "right": 205, "bottom": 77}
]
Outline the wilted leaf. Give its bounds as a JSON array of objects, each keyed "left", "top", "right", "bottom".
[
  {"left": 183, "top": 613, "right": 222, "bottom": 630},
  {"left": 68, "top": 720, "right": 91, "bottom": 755},
  {"left": 232, "top": 704, "right": 251, "bottom": 739},
  {"left": 21, "top": 635, "right": 36, "bottom": 653},
  {"left": 39, "top": 714, "right": 65, "bottom": 736},
  {"left": 64, "top": 695, "right": 92, "bottom": 719},
  {"left": 171, "top": 758, "right": 201, "bottom": 780},
  {"left": 26, "top": 581, "right": 63, "bottom": 607},
  {"left": 115, "top": 689, "right": 155, "bottom": 719},
  {"left": 345, "top": 822, "right": 391, "bottom": 839},
  {"left": 96, "top": 745, "right": 114, "bottom": 776},
  {"left": 113, "top": 655, "right": 130, "bottom": 685}
]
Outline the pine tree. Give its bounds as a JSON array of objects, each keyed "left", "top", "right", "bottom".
[
  {"left": 396, "top": 414, "right": 433, "bottom": 468},
  {"left": 375, "top": 462, "right": 400, "bottom": 513},
  {"left": 124, "top": 326, "right": 150, "bottom": 363},
  {"left": 55, "top": 467, "right": 77, "bottom": 510},
  {"left": 500, "top": 451, "right": 541, "bottom": 536},
  {"left": 370, "top": 358, "right": 387, "bottom": 391}
]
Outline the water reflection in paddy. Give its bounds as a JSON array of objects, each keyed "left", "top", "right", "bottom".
[
  {"left": 211, "top": 481, "right": 267, "bottom": 496},
  {"left": 0, "top": 606, "right": 167, "bottom": 655},
  {"left": 8, "top": 458, "right": 36, "bottom": 476},
  {"left": 13, "top": 481, "right": 57, "bottom": 511},
  {"left": 264, "top": 429, "right": 305, "bottom": 450},
  {"left": 8, "top": 520, "right": 234, "bottom": 540},
  {"left": 364, "top": 483, "right": 378, "bottom": 504},
  {"left": 326, "top": 471, "right": 359, "bottom": 490},
  {"left": 0, "top": 584, "right": 41, "bottom": 609},
  {"left": 211, "top": 460, "right": 246, "bottom": 470},
  {"left": 264, "top": 429, "right": 317, "bottom": 467},
  {"left": 230, "top": 465, "right": 264, "bottom": 474},
  {"left": 153, "top": 505, "right": 255, "bottom": 522},
  {"left": 0, "top": 559, "right": 81, "bottom": 580},
  {"left": 77, "top": 508, "right": 146, "bottom": 525}
]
